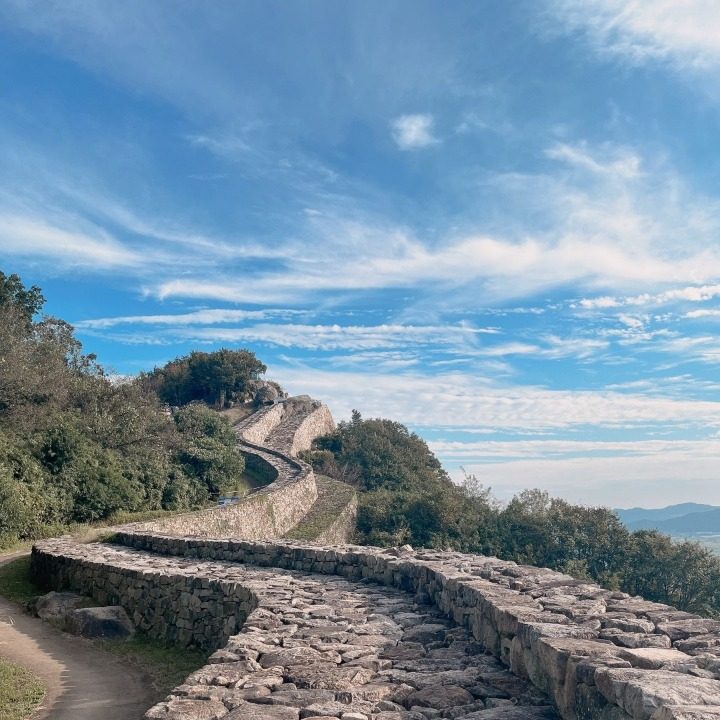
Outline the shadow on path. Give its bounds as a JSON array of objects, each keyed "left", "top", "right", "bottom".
[{"left": 0, "top": 553, "right": 156, "bottom": 720}]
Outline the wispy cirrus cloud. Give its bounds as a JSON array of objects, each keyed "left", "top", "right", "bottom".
[
  {"left": 0, "top": 212, "right": 141, "bottom": 268},
  {"left": 273, "top": 367, "right": 720, "bottom": 432},
  {"left": 545, "top": 141, "right": 641, "bottom": 178},
  {"left": 93, "top": 322, "right": 497, "bottom": 352},
  {"left": 74, "top": 308, "right": 304, "bottom": 329},
  {"left": 548, "top": 0, "right": 720, "bottom": 69}
]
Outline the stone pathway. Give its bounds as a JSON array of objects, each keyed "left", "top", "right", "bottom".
[{"left": 33, "top": 542, "right": 560, "bottom": 719}]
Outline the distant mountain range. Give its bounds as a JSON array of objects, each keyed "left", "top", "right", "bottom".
[{"left": 616, "top": 503, "right": 720, "bottom": 534}]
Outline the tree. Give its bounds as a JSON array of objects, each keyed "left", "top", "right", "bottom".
[
  {"left": 0, "top": 271, "right": 44, "bottom": 330},
  {"left": 141, "top": 349, "right": 267, "bottom": 407},
  {"left": 173, "top": 403, "right": 245, "bottom": 497},
  {"left": 306, "top": 411, "right": 497, "bottom": 550},
  {"left": 0, "top": 270, "right": 264, "bottom": 545}
]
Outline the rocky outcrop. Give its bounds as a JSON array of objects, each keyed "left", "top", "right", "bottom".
[{"left": 67, "top": 606, "right": 135, "bottom": 639}]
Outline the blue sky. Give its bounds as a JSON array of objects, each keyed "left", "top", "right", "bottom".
[{"left": 3, "top": 1, "right": 720, "bottom": 507}]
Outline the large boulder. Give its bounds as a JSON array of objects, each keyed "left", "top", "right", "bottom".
[
  {"left": 67, "top": 605, "right": 135, "bottom": 639},
  {"left": 33, "top": 591, "right": 88, "bottom": 622}
]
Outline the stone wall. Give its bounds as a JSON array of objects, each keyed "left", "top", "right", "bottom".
[
  {"left": 30, "top": 540, "right": 258, "bottom": 650},
  {"left": 131, "top": 443, "right": 318, "bottom": 539},
  {"left": 31, "top": 390, "right": 720, "bottom": 719},
  {"left": 313, "top": 492, "right": 358, "bottom": 544},
  {"left": 133, "top": 397, "right": 337, "bottom": 540},
  {"left": 287, "top": 401, "right": 336, "bottom": 456},
  {"left": 235, "top": 403, "right": 285, "bottom": 445},
  {"left": 108, "top": 531, "right": 720, "bottom": 720},
  {"left": 32, "top": 537, "right": 560, "bottom": 720}
]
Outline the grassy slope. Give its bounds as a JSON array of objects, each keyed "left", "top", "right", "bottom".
[
  {"left": 285, "top": 475, "right": 356, "bottom": 542},
  {"left": 0, "top": 659, "right": 45, "bottom": 720},
  {"left": 0, "top": 508, "right": 191, "bottom": 553}
]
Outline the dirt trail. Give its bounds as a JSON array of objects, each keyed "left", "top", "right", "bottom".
[{"left": 0, "top": 553, "right": 155, "bottom": 720}]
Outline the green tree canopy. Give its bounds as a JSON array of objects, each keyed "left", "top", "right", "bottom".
[
  {"left": 0, "top": 270, "right": 251, "bottom": 544},
  {"left": 141, "top": 349, "right": 267, "bottom": 408}
]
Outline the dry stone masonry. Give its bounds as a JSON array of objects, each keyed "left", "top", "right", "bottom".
[
  {"left": 130, "top": 397, "right": 344, "bottom": 541},
  {"left": 29, "top": 395, "right": 720, "bottom": 719},
  {"left": 32, "top": 539, "right": 557, "bottom": 720}
]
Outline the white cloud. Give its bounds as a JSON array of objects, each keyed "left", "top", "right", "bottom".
[
  {"left": 0, "top": 213, "right": 140, "bottom": 268},
  {"left": 546, "top": 141, "right": 641, "bottom": 179},
  {"left": 550, "top": 0, "right": 720, "bottom": 69},
  {"left": 452, "top": 450, "right": 720, "bottom": 506},
  {"left": 391, "top": 114, "right": 439, "bottom": 150},
  {"left": 577, "top": 284, "right": 720, "bottom": 309},
  {"left": 169, "top": 322, "right": 494, "bottom": 351},
  {"left": 685, "top": 308, "right": 720, "bottom": 319},
  {"left": 74, "top": 308, "right": 302, "bottom": 329},
  {"left": 272, "top": 367, "right": 720, "bottom": 432},
  {"left": 153, "top": 227, "right": 720, "bottom": 307}
]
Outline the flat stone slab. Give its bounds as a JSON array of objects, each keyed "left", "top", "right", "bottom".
[
  {"left": 596, "top": 668, "right": 720, "bottom": 720},
  {"left": 34, "top": 591, "right": 88, "bottom": 622}
]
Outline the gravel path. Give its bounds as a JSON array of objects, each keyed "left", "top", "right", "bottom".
[{"left": 0, "top": 554, "right": 156, "bottom": 720}]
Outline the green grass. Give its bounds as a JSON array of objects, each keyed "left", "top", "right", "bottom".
[
  {"left": 100, "top": 634, "right": 208, "bottom": 697},
  {"left": 0, "top": 658, "right": 45, "bottom": 720},
  {"left": 286, "top": 476, "right": 356, "bottom": 541},
  {"left": 0, "top": 508, "right": 188, "bottom": 552},
  {"left": 0, "top": 556, "right": 42, "bottom": 606}
]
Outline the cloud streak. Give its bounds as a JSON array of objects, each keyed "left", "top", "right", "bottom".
[{"left": 549, "top": 0, "right": 720, "bottom": 69}]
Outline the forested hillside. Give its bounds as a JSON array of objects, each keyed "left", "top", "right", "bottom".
[
  {"left": 0, "top": 271, "right": 261, "bottom": 546},
  {"left": 303, "top": 413, "right": 720, "bottom": 616}
]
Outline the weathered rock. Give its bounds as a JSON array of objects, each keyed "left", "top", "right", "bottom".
[
  {"left": 67, "top": 605, "right": 134, "bottom": 639},
  {"left": 33, "top": 591, "right": 88, "bottom": 622},
  {"left": 253, "top": 690, "right": 336, "bottom": 707},
  {"left": 455, "top": 706, "right": 558, "bottom": 719},
  {"left": 595, "top": 668, "right": 720, "bottom": 720},
  {"left": 650, "top": 706, "right": 720, "bottom": 719},
  {"left": 260, "top": 647, "right": 326, "bottom": 668},
  {"left": 406, "top": 685, "right": 474, "bottom": 709},
  {"left": 226, "top": 702, "right": 299, "bottom": 720},
  {"left": 617, "top": 648, "right": 692, "bottom": 670},
  {"left": 285, "top": 663, "right": 375, "bottom": 690},
  {"left": 402, "top": 625, "right": 449, "bottom": 644},
  {"left": 144, "top": 698, "right": 227, "bottom": 719}
]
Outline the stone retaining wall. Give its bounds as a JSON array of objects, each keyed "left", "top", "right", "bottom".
[
  {"left": 30, "top": 540, "right": 258, "bottom": 650},
  {"left": 235, "top": 403, "right": 285, "bottom": 445},
  {"left": 133, "top": 397, "right": 336, "bottom": 540},
  {"left": 313, "top": 492, "right": 358, "bottom": 544},
  {"left": 110, "top": 531, "right": 720, "bottom": 720},
  {"left": 287, "top": 401, "right": 336, "bottom": 456},
  {"left": 32, "top": 538, "right": 561, "bottom": 720}
]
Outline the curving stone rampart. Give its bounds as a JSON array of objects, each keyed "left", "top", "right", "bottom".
[
  {"left": 30, "top": 393, "right": 720, "bottom": 719},
  {"left": 103, "top": 532, "right": 720, "bottom": 720},
  {"left": 32, "top": 538, "right": 560, "bottom": 720},
  {"left": 132, "top": 397, "right": 337, "bottom": 540}
]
